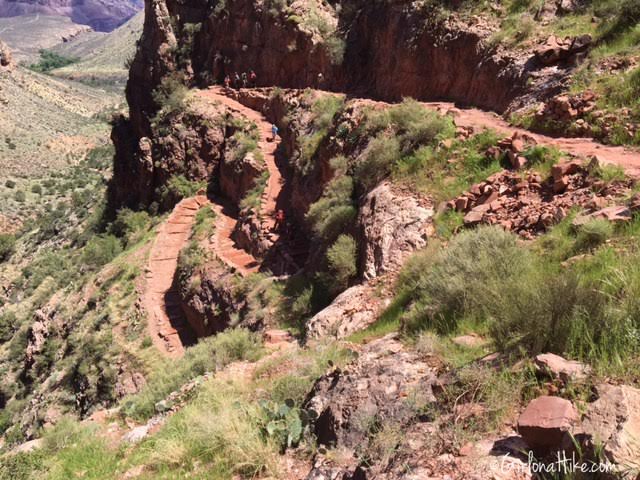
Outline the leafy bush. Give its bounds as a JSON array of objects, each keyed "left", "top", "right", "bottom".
[
  {"left": 0, "top": 233, "right": 16, "bottom": 262},
  {"left": 160, "top": 175, "right": 207, "bottom": 204},
  {"left": 399, "top": 225, "right": 640, "bottom": 364},
  {"left": 109, "top": 209, "right": 151, "bottom": 246},
  {"left": 597, "top": 0, "right": 640, "bottom": 40},
  {"left": 29, "top": 50, "right": 78, "bottom": 73},
  {"left": 297, "top": 96, "right": 345, "bottom": 174},
  {"left": 326, "top": 234, "right": 357, "bottom": 290},
  {"left": 325, "top": 35, "right": 346, "bottom": 65},
  {"left": 85, "top": 145, "right": 114, "bottom": 170},
  {"left": 152, "top": 73, "right": 190, "bottom": 122},
  {"left": 82, "top": 234, "right": 123, "bottom": 268},
  {"left": 400, "top": 227, "right": 527, "bottom": 334}
]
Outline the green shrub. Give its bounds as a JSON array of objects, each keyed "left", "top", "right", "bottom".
[
  {"left": 325, "top": 35, "right": 346, "bottom": 65},
  {"left": 400, "top": 226, "right": 528, "bottom": 334},
  {"left": 110, "top": 208, "right": 151, "bottom": 246},
  {"left": 306, "top": 162, "right": 356, "bottom": 242},
  {"left": 29, "top": 50, "right": 78, "bottom": 73},
  {"left": 355, "top": 135, "right": 401, "bottom": 191},
  {"left": 30, "top": 184, "right": 42, "bottom": 195},
  {"left": 161, "top": 175, "right": 207, "bottom": 203},
  {"left": 573, "top": 219, "right": 613, "bottom": 253},
  {"left": 85, "top": 145, "right": 114, "bottom": 170},
  {"left": 152, "top": 73, "right": 190, "bottom": 122},
  {"left": 240, "top": 170, "right": 269, "bottom": 212},
  {"left": 297, "top": 96, "right": 345, "bottom": 174},
  {"left": 14, "top": 190, "right": 26, "bottom": 203},
  {"left": 326, "top": 234, "right": 357, "bottom": 290},
  {"left": 0, "top": 233, "right": 16, "bottom": 262},
  {"left": 82, "top": 234, "right": 123, "bottom": 268},
  {"left": 0, "top": 310, "right": 17, "bottom": 342}
]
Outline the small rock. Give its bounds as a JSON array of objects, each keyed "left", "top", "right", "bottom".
[
  {"left": 122, "top": 425, "right": 150, "bottom": 444},
  {"left": 535, "top": 353, "right": 591, "bottom": 383},
  {"left": 452, "top": 334, "right": 487, "bottom": 348}
]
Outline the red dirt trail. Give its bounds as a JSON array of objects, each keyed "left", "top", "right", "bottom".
[
  {"left": 422, "top": 101, "right": 640, "bottom": 178},
  {"left": 144, "top": 88, "right": 284, "bottom": 356}
]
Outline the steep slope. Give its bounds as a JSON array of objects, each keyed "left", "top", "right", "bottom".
[
  {"left": 0, "top": 0, "right": 142, "bottom": 32},
  {"left": 51, "top": 11, "right": 143, "bottom": 85},
  {"left": 0, "top": 65, "right": 121, "bottom": 176}
]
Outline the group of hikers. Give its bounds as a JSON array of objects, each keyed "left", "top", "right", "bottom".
[
  {"left": 223, "top": 70, "right": 325, "bottom": 90},
  {"left": 223, "top": 70, "right": 257, "bottom": 90}
]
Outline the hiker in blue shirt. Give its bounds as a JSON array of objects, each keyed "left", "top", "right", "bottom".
[{"left": 271, "top": 124, "right": 279, "bottom": 141}]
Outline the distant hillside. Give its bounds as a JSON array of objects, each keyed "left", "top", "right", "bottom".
[
  {"left": 0, "top": 15, "right": 92, "bottom": 64},
  {"left": 51, "top": 11, "right": 143, "bottom": 86},
  {"left": 0, "top": 0, "right": 142, "bottom": 32},
  {"left": 0, "top": 64, "right": 122, "bottom": 177}
]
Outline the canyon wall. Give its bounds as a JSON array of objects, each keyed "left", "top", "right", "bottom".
[{"left": 113, "top": 0, "right": 563, "bottom": 210}]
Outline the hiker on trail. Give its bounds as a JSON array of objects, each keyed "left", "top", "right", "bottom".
[
  {"left": 249, "top": 70, "right": 257, "bottom": 87},
  {"left": 233, "top": 72, "right": 241, "bottom": 89},
  {"left": 317, "top": 72, "right": 324, "bottom": 89},
  {"left": 223, "top": 75, "right": 231, "bottom": 89},
  {"left": 274, "top": 209, "right": 285, "bottom": 231},
  {"left": 241, "top": 72, "right": 248, "bottom": 88},
  {"left": 271, "top": 123, "right": 279, "bottom": 141}
]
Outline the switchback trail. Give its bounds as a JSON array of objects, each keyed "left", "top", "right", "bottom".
[
  {"left": 144, "top": 196, "right": 207, "bottom": 358},
  {"left": 144, "top": 88, "right": 285, "bottom": 356},
  {"left": 198, "top": 86, "right": 284, "bottom": 272}
]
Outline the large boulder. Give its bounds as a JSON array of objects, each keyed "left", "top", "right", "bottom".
[
  {"left": 358, "top": 182, "right": 433, "bottom": 280},
  {"left": 517, "top": 396, "right": 580, "bottom": 454},
  {"left": 581, "top": 384, "right": 640, "bottom": 473},
  {"left": 304, "top": 335, "right": 437, "bottom": 478},
  {"left": 305, "top": 284, "right": 384, "bottom": 339}
]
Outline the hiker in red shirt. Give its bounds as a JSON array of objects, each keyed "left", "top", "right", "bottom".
[
  {"left": 249, "top": 70, "right": 257, "bottom": 88},
  {"left": 274, "top": 209, "right": 285, "bottom": 230}
]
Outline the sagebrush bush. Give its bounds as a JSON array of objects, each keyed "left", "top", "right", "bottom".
[
  {"left": 0, "top": 233, "right": 16, "bottom": 262},
  {"left": 573, "top": 219, "right": 613, "bottom": 253},
  {"left": 306, "top": 168, "right": 356, "bottom": 242},
  {"left": 110, "top": 208, "right": 151, "bottom": 246},
  {"left": 399, "top": 225, "right": 640, "bottom": 363},
  {"left": 326, "top": 234, "right": 357, "bottom": 290},
  {"left": 400, "top": 226, "right": 528, "bottom": 334},
  {"left": 82, "top": 234, "right": 123, "bottom": 268},
  {"left": 355, "top": 135, "right": 401, "bottom": 191}
]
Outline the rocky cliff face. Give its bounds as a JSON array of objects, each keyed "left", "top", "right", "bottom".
[
  {"left": 115, "top": 0, "right": 569, "bottom": 213},
  {"left": 0, "top": 0, "right": 142, "bottom": 31}
]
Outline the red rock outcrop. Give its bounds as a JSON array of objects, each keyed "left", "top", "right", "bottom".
[{"left": 114, "top": 0, "right": 577, "bottom": 213}]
